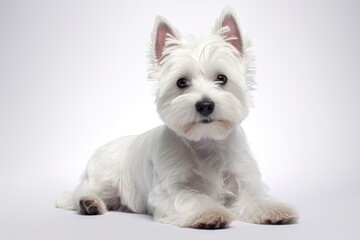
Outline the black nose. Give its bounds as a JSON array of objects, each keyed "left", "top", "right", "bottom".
[{"left": 195, "top": 100, "right": 215, "bottom": 116}]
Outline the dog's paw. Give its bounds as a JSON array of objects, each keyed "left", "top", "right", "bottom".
[
  {"left": 79, "top": 198, "right": 106, "bottom": 215},
  {"left": 187, "top": 208, "right": 235, "bottom": 229},
  {"left": 255, "top": 201, "right": 298, "bottom": 225}
]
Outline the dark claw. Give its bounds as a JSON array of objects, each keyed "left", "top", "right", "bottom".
[{"left": 219, "top": 221, "right": 227, "bottom": 228}]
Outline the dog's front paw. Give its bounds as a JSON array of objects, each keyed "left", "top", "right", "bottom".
[
  {"left": 255, "top": 201, "right": 298, "bottom": 225},
  {"left": 187, "top": 208, "right": 235, "bottom": 229}
]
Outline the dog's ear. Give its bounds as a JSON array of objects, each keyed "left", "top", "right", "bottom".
[
  {"left": 152, "top": 16, "right": 180, "bottom": 63},
  {"left": 215, "top": 7, "right": 243, "bottom": 54}
]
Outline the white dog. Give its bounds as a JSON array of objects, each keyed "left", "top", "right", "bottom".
[{"left": 56, "top": 7, "right": 298, "bottom": 229}]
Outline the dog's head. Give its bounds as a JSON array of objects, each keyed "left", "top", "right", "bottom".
[{"left": 148, "top": 7, "right": 255, "bottom": 141}]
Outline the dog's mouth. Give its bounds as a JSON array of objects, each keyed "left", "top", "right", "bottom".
[
  {"left": 183, "top": 119, "right": 234, "bottom": 135},
  {"left": 200, "top": 118, "right": 213, "bottom": 124}
]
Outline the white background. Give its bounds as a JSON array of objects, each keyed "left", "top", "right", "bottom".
[{"left": 1, "top": 0, "right": 359, "bottom": 239}]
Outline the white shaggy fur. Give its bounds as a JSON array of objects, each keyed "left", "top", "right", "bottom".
[{"left": 56, "top": 7, "right": 298, "bottom": 228}]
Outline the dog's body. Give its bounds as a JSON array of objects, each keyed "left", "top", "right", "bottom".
[{"left": 56, "top": 7, "right": 298, "bottom": 229}]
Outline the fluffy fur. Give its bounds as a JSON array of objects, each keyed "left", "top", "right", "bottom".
[{"left": 56, "top": 7, "right": 298, "bottom": 229}]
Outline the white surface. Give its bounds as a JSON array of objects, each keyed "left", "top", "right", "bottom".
[{"left": 1, "top": 0, "right": 359, "bottom": 239}]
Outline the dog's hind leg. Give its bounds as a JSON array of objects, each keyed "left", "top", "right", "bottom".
[
  {"left": 78, "top": 197, "right": 106, "bottom": 215},
  {"left": 73, "top": 180, "right": 108, "bottom": 215},
  {"left": 56, "top": 191, "right": 77, "bottom": 211}
]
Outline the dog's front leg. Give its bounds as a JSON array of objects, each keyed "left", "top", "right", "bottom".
[
  {"left": 148, "top": 186, "right": 235, "bottom": 229},
  {"left": 230, "top": 186, "right": 299, "bottom": 224}
]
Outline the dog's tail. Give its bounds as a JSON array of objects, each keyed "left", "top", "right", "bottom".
[{"left": 55, "top": 192, "right": 76, "bottom": 211}]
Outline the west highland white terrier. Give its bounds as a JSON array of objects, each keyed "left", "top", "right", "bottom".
[{"left": 56, "top": 7, "right": 298, "bottom": 229}]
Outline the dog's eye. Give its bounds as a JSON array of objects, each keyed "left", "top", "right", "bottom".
[
  {"left": 215, "top": 74, "right": 227, "bottom": 85},
  {"left": 177, "top": 78, "right": 189, "bottom": 89}
]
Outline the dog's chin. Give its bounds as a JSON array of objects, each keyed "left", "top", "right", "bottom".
[{"left": 179, "top": 119, "right": 235, "bottom": 141}]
